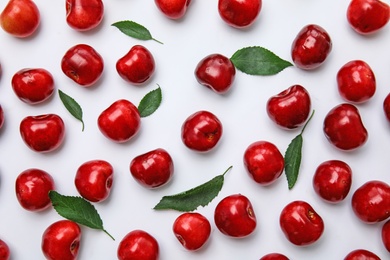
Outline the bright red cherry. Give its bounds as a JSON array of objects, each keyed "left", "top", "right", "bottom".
[
  {"left": 117, "top": 230, "right": 159, "bottom": 260},
  {"left": 382, "top": 219, "right": 390, "bottom": 252},
  {"left": 344, "top": 249, "right": 381, "bottom": 260},
  {"left": 218, "top": 0, "right": 262, "bottom": 28},
  {"left": 154, "top": 0, "right": 192, "bottom": 20},
  {"left": 0, "top": 239, "right": 10, "bottom": 260},
  {"left": 66, "top": 0, "right": 104, "bottom": 31},
  {"left": 260, "top": 253, "right": 289, "bottom": 260}
]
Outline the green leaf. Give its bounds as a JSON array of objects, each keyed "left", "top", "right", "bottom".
[
  {"left": 49, "top": 191, "right": 115, "bottom": 240},
  {"left": 111, "top": 20, "right": 163, "bottom": 44},
  {"left": 284, "top": 110, "right": 315, "bottom": 189},
  {"left": 154, "top": 166, "right": 232, "bottom": 212},
  {"left": 58, "top": 89, "right": 84, "bottom": 131},
  {"left": 230, "top": 46, "right": 293, "bottom": 75},
  {"left": 138, "top": 85, "right": 162, "bottom": 117}
]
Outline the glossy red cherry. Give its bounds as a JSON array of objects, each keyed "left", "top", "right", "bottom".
[
  {"left": 117, "top": 230, "right": 159, "bottom": 260},
  {"left": 266, "top": 85, "right": 311, "bottom": 130},
  {"left": 351, "top": 180, "right": 390, "bottom": 223},
  {"left": 279, "top": 200, "right": 324, "bottom": 246},
  {"left": 11, "top": 68, "right": 54, "bottom": 104},
  {"left": 344, "top": 249, "right": 381, "bottom": 260},
  {"left": 291, "top": 24, "right": 332, "bottom": 70},
  {"left": 218, "top": 0, "right": 262, "bottom": 28},
  {"left": 116, "top": 45, "right": 155, "bottom": 86},
  {"left": 312, "top": 160, "right": 352, "bottom": 203},
  {"left": 243, "top": 140, "right": 284, "bottom": 186},
  {"left": 20, "top": 114, "right": 65, "bottom": 153},
  {"left": 173, "top": 212, "right": 211, "bottom": 251},
  {"left": 382, "top": 219, "right": 390, "bottom": 252},
  {"left": 181, "top": 110, "right": 223, "bottom": 152},
  {"left": 75, "top": 159, "right": 113, "bottom": 202},
  {"left": 97, "top": 99, "right": 141, "bottom": 143},
  {"left": 41, "top": 220, "right": 81, "bottom": 260},
  {"left": 194, "top": 53, "right": 236, "bottom": 94},
  {"left": 0, "top": 239, "right": 10, "bottom": 260},
  {"left": 61, "top": 44, "right": 104, "bottom": 87},
  {"left": 0, "top": 105, "right": 4, "bottom": 130},
  {"left": 66, "top": 0, "right": 104, "bottom": 31},
  {"left": 214, "top": 194, "right": 257, "bottom": 238},
  {"left": 336, "top": 60, "right": 376, "bottom": 103},
  {"left": 154, "top": 0, "right": 192, "bottom": 20},
  {"left": 130, "top": 148, "right": 174, "bottom": 189},
  {"left": 260, "top": 253, "right": 289, "bottom": 260},
  {"left": 0, "top": 0, "right": 40, "bottom": 38},
  {"left": 347, "top": 0, "right": 390, "bottom": 35},
  {"left": 323, "top": 103, "right": 368, "bottom": 151},
  {"left": 15, "top": 168, "right": 55, "bottom": 211},
  {"left": 383, "top": 93, "right": 390, "bottom": 123}
]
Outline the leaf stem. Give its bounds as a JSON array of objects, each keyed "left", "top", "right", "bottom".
[
  {"left": 222, "top": 165, "right": 233, "bottom": 176},
  {"left": 103, "top": 229, "right": 115, "bottom": 241},
  {"left": 300, "top": 110, "right": 315, "bottom": 134},
  {"left": 152, "top": 38, "right": 163, "bottom": 44}
]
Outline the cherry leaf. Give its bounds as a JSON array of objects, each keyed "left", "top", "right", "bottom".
[
  {"left": 138, "top": 85, "right": 162, "bottom": 118},
  {"left": 58, "top": 89, "right": 84, "bottom": 131},
  {"left": 284, "top": 110, "right": 315, "bottom": 189},
  {"left": 230, "top": 46, "right": 293, "bottom": 75},
  {"left": 154, "top": 166, "right": 232, "bottom": 212},
  {"left": 49, "top": 191, "right": 115, "bottom": 240},
  {"left": 111, "top": 20, "right": 163, "bottom": 44}
]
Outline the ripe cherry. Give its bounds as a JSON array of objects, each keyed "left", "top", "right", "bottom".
[
  {"left": 351, "top": 180, "right": 390, "bottom": 223},
  {"left": 116, "top": 45, "right": 155, "bottom": 86},
  {"left": 61, "top": 44, "right": 104, "bottom": 87},
  {"left": 344, "top": 249, "right": 381, "bottom": 260},
  {"left": 75, "top": 160, "right": 114, "bottom": 202},
  {"left": 97, "top": 99, "right": 141, "bottom": 143},
  {"left": 383, "top": 93, "right": 390, "bottom": 123},
  {"left": 0, "top": 105, "right": 4, "bottom": 130},
  {"left": 214, "top": 194, "right": 257, "bottom": 238},
  {"left": 323, "top": 103, "right": 368, "bottom": 151},
  {"left": 347, "top": 0, "right": 390, "bottom": 35},
  {"left": 0, "top": 239, "right": 10, "bottom": 260},
  {"left": 154, "top": 0, "right": 192, "bottom": 20},
  {"left": 243, "top": 140, "right": 284, "bottom": 186},
  {"left": 41, "top": 220, "right": 81, "bottom": 260},
  {"left": 291, "top": 24, "right": 332, "bottom": 70},
  {"left": 117, "top": 230, "right": 159, "bottom": 260},
  {"left": 218, "top": 0, "right": 262, "bottom": 28},
  {"left": 279, "top": 200, "right": 324, "bottom": 246},
  {"left": 66, "top": 0, "right": 104, "bottom": 31},
  {"left": 130, "top": 148, "right": 174, "bottom": 189},
  {"left": 266, "top": 84, "right": 311, "bottom": 130},
  {"left": 382, "top": 219, "right": 390, "bottom": 252},
  {"left": 11, "top": 68, "right": 55, "bottom": 105},
  {"left": 20, "top": 114, "right": 65, "bottom": 153},
  {"left": 173, "top": 212, "right": 211, "bottom": 251},
  {"left": 15, "top": 168, "right": 55, "bottom": 211},
  {"left": 312, "top": 160, "right": 352, "bottom": 203},
  {"left": 336, "top": 60, "right": 376, "bottom": 103},
  {"left": 194, "top": 53, "right": 236, "bottom": 94},
  {"left": 260, "top": 253, "right": 289, "bottom": 260},
  {"left": 181, "top": 110, "right": 223, "bottom": 152}
]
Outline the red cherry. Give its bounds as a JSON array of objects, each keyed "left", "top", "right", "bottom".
[
  {"left": 172, "top": 212, "right": 211, "bottom": 251},
  {"left": 279, "top": 200, "right": 324, "bottom": 246},
  {"left": 347, "top": 0, "right": 390, "bottom": 35},
  {"left": 41, "top": 220, "right": 81, "bottom": 260},
  {"left": 266, "top": 85, "right": 311, "bottom": 130},
  {"left": 243, "top": 140, "right": 284, "bottom": 186},
  {"left": 61, "top": 44, "right": 104, "bottom": 87},
  {"left": 344, "top": 249, "right": 381, "bottom": 260},
  {"left": 336, "top": 60, "right": 376, "bottom": 103},
  {"left": 0, "top": 0, "right": 40, "bottom": 38},
  {"left": 15, "top": 168, "right": 55, "bottom": 211},
  {"left": 130, "top": 148, "right": 174, "bottom": 189},
  {"left": 383, "top": 92, "right": 390, "bottom": 123},
  {"left": 218, "top": 0, "right": 262, "bottom": 28},
  {"left": 381, "top": 219, "right": 390, "bottom": 252},
  {"left": 260, "top": 253, "right": 289, "bottom": 260},
  {"left": 194, "top": 53, "right": 236, "bottom": 94},
  {"left": 181, "top": 110, "right": 223, "bottom": 152},
  {"left": 312, "top": 160, "right": 352, "bottom": 203},
  {"left": 154, "top": 0, "right": 192, "bottom": 20},
  {"left": 351, "top": 180, "right": 390, "bottom": 223},
  {"left": 291, "top": 24, "right": 332, "bottom": 70},
  {"left": 97, "top": 99, "right": 141, "bottom": 143},
  {"left": 0, "top": 239, "right": 10, "bottom": 260},
  {"left": 66, "top": 0, "right": 104, "bottom": 31},
  {"left": 117, "top": 230, "right": 159, "bottom": 260},
  {"left": 0, "top": 105, "right": 4, "bottom": 130},
  {"left": 323, "top": 103, "right": 368, "bottom": 151},
  {"left": 19, "top": 114, "right": 65, "bottom": 153},
  {"left": 214, "top": 194, "right": 257, "bottom": 238},
  {"left": 75, "top": 160, "right": 114, "bottom": 202},
  {"left": 116, "top": 45, "right": 155, "bottom": 86},
  {"left": 11, "top": 68, "right": 54, "bottom": 104}
]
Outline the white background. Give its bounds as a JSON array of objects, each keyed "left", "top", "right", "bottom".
[{"left": 1, "top": 0, "right": 390, "bottom": 259}]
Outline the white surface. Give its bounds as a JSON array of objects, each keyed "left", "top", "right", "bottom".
[{"left": 0, "top": 0, "right": 390, "bottom": 259}]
